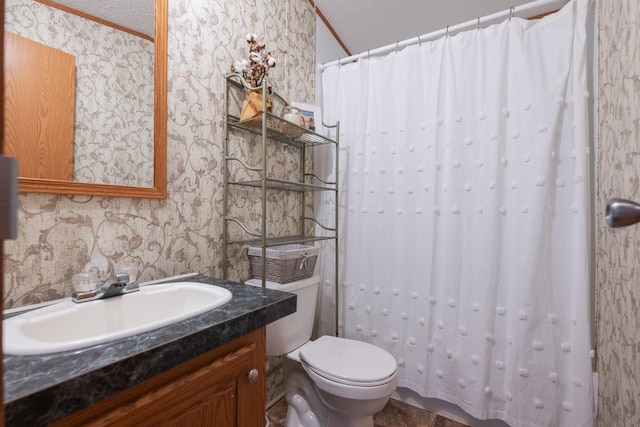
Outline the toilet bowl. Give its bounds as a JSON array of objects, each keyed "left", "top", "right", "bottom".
[
  {"left": 247, "top": 276, "right": 398, "bottom": 427},
  {"left": 290, "top": 335, "right": 397, "bottom": 426}
]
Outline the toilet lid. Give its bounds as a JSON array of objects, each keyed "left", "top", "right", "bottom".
[{"left": 298, "top": 336, "right": 397, "bottom": 384}]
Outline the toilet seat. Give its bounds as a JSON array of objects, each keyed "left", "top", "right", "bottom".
[
  {"left": 303, "top": 362, "right": 398, "bottom": 400},
  {"left": 298, "top": 336, "right": 397, "bottom": 386},
  {"left": 304, "top": 365, "right": 394, "bottom": 387}
]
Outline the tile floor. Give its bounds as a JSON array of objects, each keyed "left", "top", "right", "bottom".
[{"left": 266, "top": 397, "right": 469, "bottom": 427}]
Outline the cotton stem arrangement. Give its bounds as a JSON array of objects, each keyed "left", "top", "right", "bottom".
[{"left": 231, "top": 33, "right": 278, "bottom": 90}]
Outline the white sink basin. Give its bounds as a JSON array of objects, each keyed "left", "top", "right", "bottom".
[{"left": 3, "top": 281, "right": 232, "bottom": 355}]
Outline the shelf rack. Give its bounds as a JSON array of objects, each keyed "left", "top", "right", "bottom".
[{"left": 222, "top": 73, "right": 339, "bottom": 304}]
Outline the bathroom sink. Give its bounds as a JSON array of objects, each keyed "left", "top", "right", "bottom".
[{"left": 3, "top": 281, "right": 232, "bottom": 355}]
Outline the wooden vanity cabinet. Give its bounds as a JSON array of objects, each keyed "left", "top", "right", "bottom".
[{"left": 53, "top": 328, "right": 266, "bottom": 427}]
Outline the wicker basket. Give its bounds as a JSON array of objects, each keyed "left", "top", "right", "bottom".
[{"left": 248, "top": 244, "right": 319, "bottom": 283}]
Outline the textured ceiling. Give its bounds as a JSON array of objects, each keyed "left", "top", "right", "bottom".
[
  {"left": 313, "top": 0, "right": 553, "bottom": 55},
  {"left": 47, "top": 1, "right": 561, "bottom": 56},
  {"left": 48, "top": 0, "right": 154, "bottom": 37}
]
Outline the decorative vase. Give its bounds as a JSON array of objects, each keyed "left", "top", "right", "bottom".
[{"left": 240, "top": 90, "right": 273, "bottom": 121}]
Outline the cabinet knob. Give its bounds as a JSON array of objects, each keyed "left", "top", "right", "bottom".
[{"left": 248, "top": 368, "right": 259, "bottom": 383}]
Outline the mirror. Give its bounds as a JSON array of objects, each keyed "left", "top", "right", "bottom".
[{"left": 3, "top": 0, "right": 166, "bottom": 198}]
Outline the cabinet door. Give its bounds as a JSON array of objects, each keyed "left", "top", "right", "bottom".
[
  {"left": 131, "top": 344, "right": 254, "bottom": 427},
  {"left": 54, "top": 329, "right": 266, "bottom": 427},
  {"left": 162, "top": 380, "right": 237, "bottom": 427}
]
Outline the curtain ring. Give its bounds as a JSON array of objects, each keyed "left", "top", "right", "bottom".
[
  {"left": 477, "top": 17, "right": 480, "bottom": 30},
  {"left": 367, "top": 49, "right": 371, "bottom": 59},
  {"left": 446, "top": 25, "right": 449, "bottom": 37},
  {"left": 418, "top": 35, "right": 422, "bottom": 46},
  {"left": 338, "top": 58, "right": 342, "bottom": 68},
  {"left": 510, "top": 6, "right": 515, "bottom": 20},
  {"left": 395, "top": 41, "right": 399, "bottom": 53}
]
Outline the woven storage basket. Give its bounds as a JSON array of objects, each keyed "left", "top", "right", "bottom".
[{"left": 248, "top": 244, "right": 319, "bottom": 283}]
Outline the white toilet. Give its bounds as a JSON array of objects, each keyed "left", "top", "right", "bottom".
[{"left": 247, "top": 275, "right": 398, "bottom": 427}]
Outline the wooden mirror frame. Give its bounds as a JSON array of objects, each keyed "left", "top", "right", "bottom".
[{"left": 14, "top": 0, "right": 167, "bottom": 198}]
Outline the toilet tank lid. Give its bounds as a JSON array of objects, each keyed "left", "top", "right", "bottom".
[
  {"left": 299, "top": 336, "right": 397, "bottom": 384},
  {"left": 246, "top": 275, "right": 320, "bottom": 292}
]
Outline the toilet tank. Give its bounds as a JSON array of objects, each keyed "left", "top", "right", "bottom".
[{"left": 246, "top": 275, "right": 319, "bottom": 356}]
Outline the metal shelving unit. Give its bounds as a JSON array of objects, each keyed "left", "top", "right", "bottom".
[{"left": 222, "top": 73, "right": 339, "bottom": 295}]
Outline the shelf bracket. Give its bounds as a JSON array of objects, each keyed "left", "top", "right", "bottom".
[
  {"left": 304, "top": 172, "right": 337, "bottom": 186},
  {"left": 225, "top": 218, "right": 263, "bottom": 238},
  {"left": 226, "top": 157, "right": 263, "bottom": 172},
  {"left": 303, "top": 217, "right": 336, "bottom": 232}
]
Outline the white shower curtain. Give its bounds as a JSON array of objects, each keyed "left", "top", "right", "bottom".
[{"left": 318, "top": 1, "right": 593, "bottom": 426}]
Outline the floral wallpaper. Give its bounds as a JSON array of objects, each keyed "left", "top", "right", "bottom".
[
  {"left": 3, "top": 0, "right": 316, "bottom": 305},
  {"left": 5, "top": 0, "right": 155, "bottom": 187},
  {"left": 11, "top": 1, "right": 640, "bottom": 421},
  {"left": 10, "top": 1, "right": 640, "bottom": 421},
  {"left": 3, "top": 0, "right": 316, "bottom": 406},
  {"left": 597, "top": 0, "right": 640, "bottom": 425}
]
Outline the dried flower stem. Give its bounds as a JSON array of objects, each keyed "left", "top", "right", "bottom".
[{"left": 231, "top": 33, "right": 278, "bottom": 89}]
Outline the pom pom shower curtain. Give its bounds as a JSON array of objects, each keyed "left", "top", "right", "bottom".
[{"left": 318, "top": 0, "right": 593, "bottom": 426}]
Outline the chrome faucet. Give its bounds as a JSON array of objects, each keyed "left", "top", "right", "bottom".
[{"left": 72, "top": 272, "right": 139, "bottom": 303}]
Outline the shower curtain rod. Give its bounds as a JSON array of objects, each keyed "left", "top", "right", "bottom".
[{"left": 320, "top": 0, "right": 569, "bottom": 70}]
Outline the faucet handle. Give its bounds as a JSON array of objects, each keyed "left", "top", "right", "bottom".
[
  {"left": 72, "top": 271, "right": 138, "bottom": 303},
  {"left": 72, "top": 272, "right": 98, "bottom": 293},
  {"left": 113, "top": 272, "right": 130, "bottom": 284},
  {"left": 114, "top": 271, "right": 140, "bottom": 294}
]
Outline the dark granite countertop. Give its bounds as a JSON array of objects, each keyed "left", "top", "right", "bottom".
[{"left": 3, "top": 275, "right": 296, "bottom": 426}]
